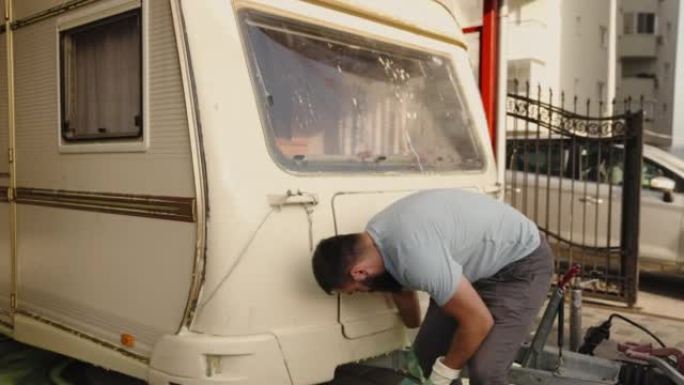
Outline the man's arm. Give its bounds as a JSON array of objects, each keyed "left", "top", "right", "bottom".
[
  {"left": 440, "top": 277, "right": 494, "bottom": 370},
  {"left": 391, "top": 290, "right": 421, "bottom": 328}
]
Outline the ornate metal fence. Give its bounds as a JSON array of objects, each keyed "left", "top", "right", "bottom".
[{"left": 505, "top": 84, "right": 643, "bottom": 305}]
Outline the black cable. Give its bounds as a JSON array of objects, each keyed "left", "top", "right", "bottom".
[{"left": 608, "top": 313, "right": 666, "bottom": 348}]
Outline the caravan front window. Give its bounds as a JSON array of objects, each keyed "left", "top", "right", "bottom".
[{"left": 240, "top": 11, "right": 485, "bottom": 173}]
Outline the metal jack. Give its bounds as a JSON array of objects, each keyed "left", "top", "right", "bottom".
[
  {"left": 521, "top": 264, "right": 581, "bottom": 368},
  {"left": 556, "top": 287, "right": 565, "bottom": 370}
]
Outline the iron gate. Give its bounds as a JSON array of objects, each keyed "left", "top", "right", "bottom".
[{"left": 505, "top": 85, "right": 644, "bottom": 305}]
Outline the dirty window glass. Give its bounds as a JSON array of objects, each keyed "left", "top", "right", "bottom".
[{"left": 240, "top": 11, "right": 485, "bottom": 173}]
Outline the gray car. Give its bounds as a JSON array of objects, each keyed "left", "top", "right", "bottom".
[{"left": 506, "top": 140, "right": 683, "bottom": 274}]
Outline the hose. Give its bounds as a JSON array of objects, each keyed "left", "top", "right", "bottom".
[
  {"left": 608, "top": 313, "right": 666, "bottom": 348},
  {"left": 579, "top": 313, "right": 666, "bottom": 356}
]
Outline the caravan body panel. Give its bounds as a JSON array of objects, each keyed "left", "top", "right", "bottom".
[
  {"left": 164, "top": 0, "right": 496, "bottom": 383},
  {"left": 3, "top": 0, "right": 497, "bottom": 384},
  {"left": 10, "top": 0, "right": 198, "bottom": 359}
]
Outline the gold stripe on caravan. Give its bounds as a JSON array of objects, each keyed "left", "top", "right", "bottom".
[
  {"left": 15, "top": 188, "right": 195, "bottom": 222},
  {"left": 0, "top": 318, "right": 12, "bottom": 330},
  {"left": 0, "top": 186, "right": 8, "bottom": 203},
  {"left": 299, "top": 0, "right": 467, "bottom": 50}
]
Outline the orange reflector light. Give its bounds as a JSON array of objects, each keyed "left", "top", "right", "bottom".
[{"left": 121, "top": 333, "right": 135, "bottom": 348}]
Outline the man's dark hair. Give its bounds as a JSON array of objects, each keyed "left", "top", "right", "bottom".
[{"left": 311, "top": 234, "right": 361, "bottom": 294}]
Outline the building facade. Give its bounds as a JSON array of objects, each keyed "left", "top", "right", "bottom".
[
  {"left": 616, "top": 0, "right": 681, "bottom": 147},
  {"left": 506, "top": 0, "right": 617, "bottom": 115},
  {"left": 506, "top": 0, "right": 681, "bottom": 148}
]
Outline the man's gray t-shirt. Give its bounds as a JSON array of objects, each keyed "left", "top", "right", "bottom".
[{"left": 366, "top": 189, "right": 540, "bottom": 306}]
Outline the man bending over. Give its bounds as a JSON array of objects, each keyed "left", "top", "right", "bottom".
[{"left": 311, "top": 189, "right": 553, "bottom": 385}]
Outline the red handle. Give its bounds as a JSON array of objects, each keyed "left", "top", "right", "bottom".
[{"left": 559, "top": 264, "right": 581, "bottom": 290}]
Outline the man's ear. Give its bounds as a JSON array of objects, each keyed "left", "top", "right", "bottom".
[{"left": 349, "top": 262, "right": 368, "bottom": 282}]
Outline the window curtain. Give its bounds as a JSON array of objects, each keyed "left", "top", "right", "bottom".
[{"left": 64, "top": 12, "right": 141, "bottom": 139}]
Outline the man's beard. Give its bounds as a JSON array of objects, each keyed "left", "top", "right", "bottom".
[{"left": 362, "top": 271, "right": 402, "bottom": 292}]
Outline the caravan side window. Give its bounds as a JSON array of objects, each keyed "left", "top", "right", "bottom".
[{"left": 60, "top": 9, "right": 142, "bottom": 142}]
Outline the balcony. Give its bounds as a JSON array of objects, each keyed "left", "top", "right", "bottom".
[
  {"left": 506, "top": 20, "right": 549, "bottom": 63},
  {"left": 619, "top": 34, "right": 657, "bottom": 58},
  {"left": 620, "top": 76, "right": 656, "bottom": 100}
]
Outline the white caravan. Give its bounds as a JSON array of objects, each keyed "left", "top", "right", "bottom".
[{"left": 0, "top": 0, "right": 497, "bottom": 384}]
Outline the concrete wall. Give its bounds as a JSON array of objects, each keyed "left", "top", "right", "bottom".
[
  {"left": 653, "top": 0, "right": 681, "bottom": 147},
  {"left": 559, "top": 0, "right": 613, "bottom": 112},
  {"left": 506, "top": 0, "right": 614, "bottom": 110},
  {"left": 506, "top": 0, "right": 561, "bottom": 93}
]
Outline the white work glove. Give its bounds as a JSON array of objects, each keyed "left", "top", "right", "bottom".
[{"left": 428, "top": 356, "right": 461, "bottom": 385}]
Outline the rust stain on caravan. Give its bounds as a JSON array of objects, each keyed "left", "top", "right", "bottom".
[
  {"left": 16, "top": 309, "right": 149, "bottom": 363},
  {"left": 300, "top": 0, "right": 467, "bottom": 49}
]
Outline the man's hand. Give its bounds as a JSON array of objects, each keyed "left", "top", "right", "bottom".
[
  {"left": 440, "top": 278, "right": 494, "bottom": 370},
  {"left": 427, "top": 356, "right": 461, "bottom": 385},
  {"left": 391, "top": 290, "right": 421, "bottom": 328}
]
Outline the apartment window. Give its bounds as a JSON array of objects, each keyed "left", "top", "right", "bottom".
[
  {"left": 60, "top": 9, "right": 142, "bottom": 141},
  {"left": 636, "top": 13, "right": 656, "bottom": 34},
  {"left": 599, "top": 25, "right": 608, "bottom": 48},
  {"left": 624, "top": 12, "right": 634, "bottom": 34},
  {"left": 624, "top": 12, "right": 656, "bottom": 34}
]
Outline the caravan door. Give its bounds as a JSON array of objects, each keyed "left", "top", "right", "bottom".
[
  {"left": 333, "top": 191, "right": 414, "bottom": 339},
  {"left": 0, "top": 181, "right": 9, "bottom": 328},
  {"left": 0, "top": 29, "right": 11, "bottom": 328}
]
